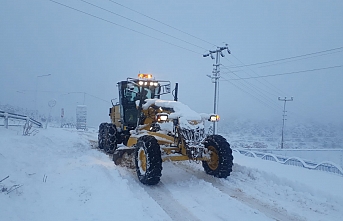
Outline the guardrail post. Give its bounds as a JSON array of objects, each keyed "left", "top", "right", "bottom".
[
  {"left": 340, "top": 150, "right": 343, "bottom": 169},
  {"left": 4, "top": 113, "right": 9, "bottom": 129},
  {"left": 26, "top": 117, "right": 30, "bottom": 127}
]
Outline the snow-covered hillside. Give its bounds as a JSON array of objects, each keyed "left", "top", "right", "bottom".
[{"left": 1, "top": 126, "right": 343, "bottom": 221}]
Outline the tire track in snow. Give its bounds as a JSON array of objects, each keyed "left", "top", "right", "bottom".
[
  {"left": 117, "top": 167, "right": 201, "bottom": 221},
  {"left": 91, "top": 144, "right": 299, "bottom": 220},
  {"left": 174, "top": 163, "right": 306, "bottom": 221},
  {"left": 141, "top": 182, "right": 201, "bottom": 221}
]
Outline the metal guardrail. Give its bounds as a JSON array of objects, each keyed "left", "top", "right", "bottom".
[
  {"left": 234, "top": 149, "right": 343, "bottom": 177},
  {"left": 0, "top": 110, "right": 43, "bottom": 128}
]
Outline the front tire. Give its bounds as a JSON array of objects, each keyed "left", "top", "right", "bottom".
[
  {"left": 135, "top": 135, "right": 162, "bottom": 185},
  {"left": 202, "top": 135, "right": 233, "bottom": 178}
]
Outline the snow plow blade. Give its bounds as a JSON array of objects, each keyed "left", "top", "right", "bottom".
[{"left": 112, "top": 148, "right": 136, "bottom": 167}]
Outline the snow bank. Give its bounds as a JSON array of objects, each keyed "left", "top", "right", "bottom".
[
  {"left": 0, "top": 127, "right": 169, "bottom": 221},
  {"left": 233, "top": 152, "right": 343, "bottom": 201},
  {"left": 230, "top": 152, "right": 343, "bottom": 221}
]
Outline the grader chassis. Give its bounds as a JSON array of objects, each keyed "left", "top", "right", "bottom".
[{"left": 98, "top": 74, "right": 233, "bottom": 185}]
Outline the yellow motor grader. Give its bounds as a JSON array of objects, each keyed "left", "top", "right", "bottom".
[{"left": 98, "top": 74, "right": 233, "bottom": 185}]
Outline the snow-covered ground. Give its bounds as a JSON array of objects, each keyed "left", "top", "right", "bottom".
[{"left": 1, "top": 126, "right": 343, "bottom": 221}]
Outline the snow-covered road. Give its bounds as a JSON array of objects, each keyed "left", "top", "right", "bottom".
[{"left": 1, "top": 127, "right": 342, "bottom": 221}]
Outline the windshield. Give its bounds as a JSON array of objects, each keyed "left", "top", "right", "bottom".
[{"left": 124, "top": 85, "right": 155, "bottom": 103}]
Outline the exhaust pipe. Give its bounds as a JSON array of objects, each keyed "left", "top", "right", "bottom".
[{"left": 174, "top": 83, "right": 178, "bottom": 101}]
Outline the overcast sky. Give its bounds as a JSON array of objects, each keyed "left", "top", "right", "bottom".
[{"left": 1, "top": 0, "right": 342, "bottom": 127}]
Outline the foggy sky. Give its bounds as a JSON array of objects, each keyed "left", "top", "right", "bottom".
[{"left": 1, "top": 0, "right": 342, "bottom": 127}]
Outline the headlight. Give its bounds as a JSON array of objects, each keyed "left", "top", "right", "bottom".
[
  {"left": 138, "top": 81, "right": 144, "bottom": 85},
  {"left": 156, "top": 113, "right": 168, "bottom": 122},
  {"left": 209, "top": 114, "right": 220, "bottom": 122}
]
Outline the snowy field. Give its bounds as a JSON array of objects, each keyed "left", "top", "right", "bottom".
[{"left": 1, "top": 126, "right": 343, "bottom": 221}]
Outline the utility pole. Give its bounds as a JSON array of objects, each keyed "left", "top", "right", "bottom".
[
  {"left": 278, "top": 97, "right": 293, "bottom": 149},
  {"left": 203, "top": 45, "right": 230, "bottom": 134}
]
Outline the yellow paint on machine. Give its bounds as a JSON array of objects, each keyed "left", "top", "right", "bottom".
[
  {"left": 127, "top": 131, "right": 174, "bottom": 147},
  {"left": 147, "top": 131, "right": 174, "bottom": 145},
  {"left": 127, "top": 137, "right": 138, "bottom": 147}
]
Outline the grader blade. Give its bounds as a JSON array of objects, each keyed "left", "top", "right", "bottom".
[{"left": 112, "top": 148, "right": 136, "bottom": 168}]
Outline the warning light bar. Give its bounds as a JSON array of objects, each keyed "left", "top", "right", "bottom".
[{"left": 138, "top": 73, "right": 153, "bottom": 79}]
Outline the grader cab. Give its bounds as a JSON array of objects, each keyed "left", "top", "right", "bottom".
[{"left": 98, "top": 74, "right": 233, "bottom": 185}]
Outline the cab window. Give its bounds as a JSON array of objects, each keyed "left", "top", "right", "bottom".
[{"left": 124, "top": 85, "right": 140, "bottom": 103}]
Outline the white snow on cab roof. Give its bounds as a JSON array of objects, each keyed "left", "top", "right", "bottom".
[{"left": 142, "top": 99, "right": 202, "bottom": 121}]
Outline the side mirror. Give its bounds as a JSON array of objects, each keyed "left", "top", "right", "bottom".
[{"left": 111, "top": 98, "right": 117, "bottom": 106}]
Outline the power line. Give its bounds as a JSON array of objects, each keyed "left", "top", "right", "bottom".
[
  {"left": 224, "top": 43, "right": 342, "bottom": 98},
  {"left": 108, "top": 1, "right": 343, "bottom": 108},
  {"left": 226, "top": 65, "right": 343, "bottom": 80},
  {"left": 221, "top": 44, "right": 288, "bottom": 96},
  {"left": 256, "top": 50, "right": 343, "bottom": 69},
  {"left": 84, "top": 92, "right": 109, "bottom": 103},
  {"left": 220, "top": 66, "right": 282, "bottom": 110},
  {"left": 229, "top": 46, "right": 343, "bottom": 69},
  {"left": 17, "top": 89, "right": 110, "bottom": 104},
  {"left": 108, "top": 0, "right": 217, "bottom": 48},
  {"left": 221, "top": 76, "right": 281, "bottom": 113},
  {"left": 108, "top": 0, "right": 292, "bottom": 101},
  {"left": 50, "top": 0, "right": 341, "bottom": 119},
  {"left": 80, "top": 0, "right": 208, "bottom": 51},
  {"left": 51, "top": 0, "right": 280, "bottom": 109},
  {"left": 222, "top": 57, "right": 287, "bottom": 98},
  {"left": 221, "top": 64, "right": 280, "bottom": 98},
  {"left": 203, "top": 47, "right": 283, "bottom": 125},
  {"left": 49, "top": 0, "right": 201, "bottom": 55}
]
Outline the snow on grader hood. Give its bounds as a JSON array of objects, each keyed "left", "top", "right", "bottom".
[
  {"left": 143, "top": 98, "right": 207, "bottom": 129},
  {"left": 98, "top": 75, "right": 233, "bottom": 185}
]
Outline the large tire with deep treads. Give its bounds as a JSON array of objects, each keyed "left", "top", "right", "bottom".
[
  {"left": 106, "top": 123, "right": 117, "bottom": 154},
  {"left": 202, "top": 135, "right": 233, "bottom": 178},
  {"left": 98, "top": 122, "right": 108, "bottom": 150},
  {"left": 135, "top": 135, "right": 162, "bottom": 185},
  {"left": 98, "top": 123, "right": 117, "bottom": 154}
]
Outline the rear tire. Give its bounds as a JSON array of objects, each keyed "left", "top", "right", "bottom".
[
  {"left": 98, "top": 123, "right": 117, "bottom": 154},
  {"left": 202, "top": 135, "right": 233, "bottom": 178},
  {"left": 106, "top": 123, "right": 117, "bottom": 154},
  {"left": 98, "top": 123, "right": 108, "bottom": 150},
  {"left": 135, "top": 135, "right": 162, "bottom": 185}
]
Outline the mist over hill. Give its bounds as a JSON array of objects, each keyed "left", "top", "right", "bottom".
[
  {"left": 2, "top": 103, "right": 342, "bottom": 150},
  {"left": 219, "top": 117, "right": 343, "bottom": 149}
]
